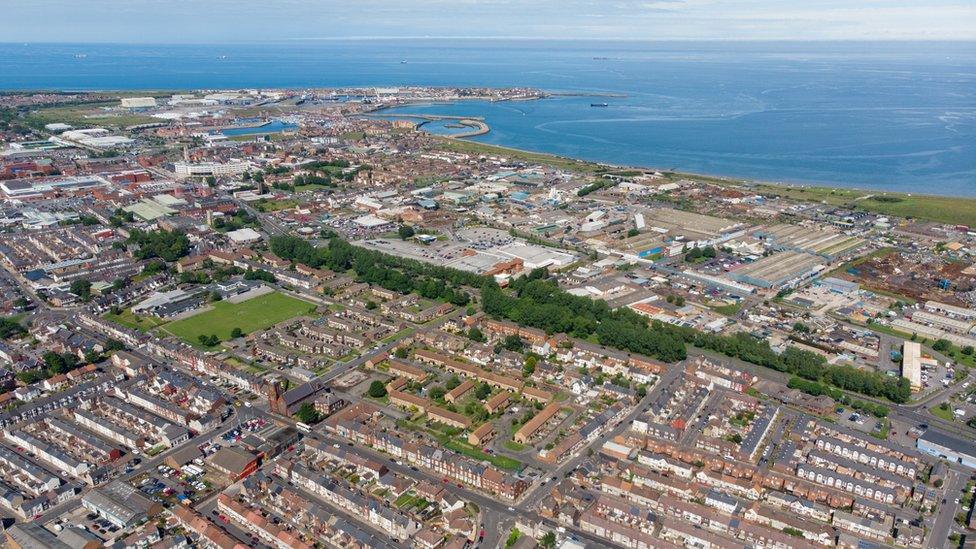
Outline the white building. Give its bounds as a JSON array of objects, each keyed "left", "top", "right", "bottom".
[{"left": 174, "top": 160, "right": 249, "bottom": 178}]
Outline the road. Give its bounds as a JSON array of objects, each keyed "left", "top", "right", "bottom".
[{"left": 928, "top": 468, "right": 969, "bottom": 548}]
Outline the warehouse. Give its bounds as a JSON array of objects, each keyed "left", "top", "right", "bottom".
[
  {"left": 754, "top": 223, "right": 864, "bottom": 259},
  {"left": 729, "top": 251, "right": 824, "bottom": 289},
  {"left": 917, "top": 430, "right": 976, "bottom": 469}
]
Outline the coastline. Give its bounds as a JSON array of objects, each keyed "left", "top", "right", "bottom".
[{"left": 432, "top": 135, "right": 976, "bottom": 228}]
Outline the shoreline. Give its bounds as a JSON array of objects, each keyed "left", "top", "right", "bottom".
[
  {"left": 375, "top": 99, "right": 976, "bottom": 201},
  {"left": 431, "top": 135, "right": 976, "bottom": 228}
]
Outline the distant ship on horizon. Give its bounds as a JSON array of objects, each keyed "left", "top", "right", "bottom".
[{"left": 591, "top": 102, "right": 609, "bottom": 107}]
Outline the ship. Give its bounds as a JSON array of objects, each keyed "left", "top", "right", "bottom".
[{"left": 590, "top": 102, "right": 609, "bottom": 107}]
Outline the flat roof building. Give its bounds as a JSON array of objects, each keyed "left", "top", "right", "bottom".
[{"left": 902, "top": 341, "right": 922, "bottom": 391}]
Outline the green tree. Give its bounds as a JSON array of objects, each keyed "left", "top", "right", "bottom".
[
  {"left": 467, "top": 327, "right": 485, "bottom": 342},
  {"left": 429, "top": 386, "right": 446, "bottom": 401},
  {"left": 69, "top": 279, "right": 93, "bottom": 301},
  {"left": 445, "top": 375, "right": 462, "bottom": 390},
  {"left": 368, "top": 380, "right": 388, "bottom": 399},
  {"left": 230, "top": 327, "right": 243, "bottom": 338},
  {"left": 398, "top": 225, "right": 415, "bottom": 240},
  {"left": 295, "top": 403, "right": 321, "bottom": 424},
  {"left": 503, "top": 335, "right": 524, "bottom": 352}
]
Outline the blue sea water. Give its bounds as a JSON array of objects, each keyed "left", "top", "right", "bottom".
[
  {"left": 1, "top": 40, "right": 974, "bottom": 195},
  {"left": 220, "top": 120, "right": 298, "bottom": 136}
]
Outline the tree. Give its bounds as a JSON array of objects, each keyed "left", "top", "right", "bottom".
[
  {"left": 539, "top": 532, "right": 557, "bottom": 549},
  {"left": 295, "top": 403, "right": 321, "bottom": 424},
  {"left": 0, "top": 317, "right": 26, "bottom": 340},
  {"left": 627, "top": 228, "right": 639, "bottom": 238},
  {"left": 365, "top": 300, "right": 378, "bottom": 310},
  {"left": 69, "top": 279, "right": 92, "bottom": 301},
  {"left": 465, "top": 401, "right": 488, "bottom": 422},
  {"left": 367, "top": 380, "right": 388, "bottom": 399},
  {"left": 393, "top": 347, "right": 408, "bottom": 359},
  {"left": 523, "top": 355, "right": 538, "bottom": 377},
  {"left": 475, "top": 382, "right": 492, "bottom": 400},
  {"left": 398, "top": 225, "right": 415, "bottom": 240},
  {"left": 445, "top": 375, "right": 462, "bottom": 390},
  {"left": 104, "top": 339, "right": 125, "bottom": 352},
  {"left": 933, "top": 339, "right": 953, "bottom": 353},
  {"left": 127, "top": 229, "right": 190, "bottom": 262},
  {"left": 205, "top": 175, "right": 216, "bottom": 187},
  {"left": 428, "top": 386, "right": 446, "bottom": 401},
  {"left": 209, "top": 291, "right": 223, "bottom": 302},
  {"left": 230, "top": 327, "right": 243, "bottom": 338},
  {"left": 503, "top": 335, "right": 524, "bottom": 352},
  {"left": 467, "top": 327, "right": 485, "bottom": 342}
]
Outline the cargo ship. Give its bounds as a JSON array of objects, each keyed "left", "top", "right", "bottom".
[{"left": 591, "top": 102, "right": 609, "bottom": 107}]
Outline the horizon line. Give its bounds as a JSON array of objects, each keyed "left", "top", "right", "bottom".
[{"left": 3, "top": 37, "right": 976, "bottom": 45}]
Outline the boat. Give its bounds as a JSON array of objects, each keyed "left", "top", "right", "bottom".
[
  {"left": 590, "top": 102, "right": 609, "bottom": 107},
  {"left": 401, "top": 60, "right": 408, "bottom": 64}
]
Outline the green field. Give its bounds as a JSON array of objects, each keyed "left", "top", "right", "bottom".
[
  {"left": 160, "top": 292, "right": 314, "bottom": 343},
  {"left": 103, "top": 308, "right": 168, "bottom": 332},
  {"left": 750, "top": 183, "right": 976, "bottom": 228},
  {"left": 25, "top": 102, "right": 159, "bottom": 129}
]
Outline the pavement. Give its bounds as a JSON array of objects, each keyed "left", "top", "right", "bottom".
[{"left": 928, "top": 468, "right": 969, "bottom": 548}]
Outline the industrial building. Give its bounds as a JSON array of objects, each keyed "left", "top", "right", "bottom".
[
  {"left": 917, "top": 430, "right": 976, "bottom": 469},
  {"left": 754, "top": 224, "right": 864, "bottom": 259},
  {"left": 729, "top": 251, "right": 824, "bottom": 289},
  {"left": 901, "top": 341, "right": 922, "bottom": 391}
]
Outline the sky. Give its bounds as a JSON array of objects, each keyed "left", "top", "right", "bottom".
[{"left": 2, "top": 0, "right": 975, "bottom": 43}]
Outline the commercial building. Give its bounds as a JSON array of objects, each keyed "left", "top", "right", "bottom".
[
  {"left": 917, "top": 429, "right": 976, "bottom": 469},
  {"left": 174, "top": 160, "right": 249, "bottom": 178},
  {"left": 82, "top": 481, "right": 161, "bottom": 528},
  {"left": 901, "top": 341, "right": 922, "bottom": 391}
]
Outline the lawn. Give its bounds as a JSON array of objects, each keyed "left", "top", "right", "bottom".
[
  {"left": 161, "top": 292, "right": 314, "bottom": 344},
  {"left": 930, "top": 405, "right": 955, "bottom": 422},
  {"left": 103, "top": 308, "right": 168, "bottom": 332},
  {"left": 437, "top": 435, "right": 522, "bottom": 472}
]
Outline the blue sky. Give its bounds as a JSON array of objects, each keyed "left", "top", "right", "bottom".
[{"left": 3, "top": 0, "right": 975, "bottom": 42}]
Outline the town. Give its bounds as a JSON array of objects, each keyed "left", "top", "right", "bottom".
[{"left": 1, "top": 87, "right": 976, "bottom": 549}]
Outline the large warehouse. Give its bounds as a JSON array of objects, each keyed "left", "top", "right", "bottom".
[{"left": 728, "top": 251, "right": 825, "bottom": 289}]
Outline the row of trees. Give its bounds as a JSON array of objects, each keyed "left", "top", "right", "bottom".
[
  {"left": 271, "top": 234, "right": 911, "bottom": 403},
  {"left": 787, "top": 377, "right": 891, "bottom": 417},
  {"left": 270, "top": 235, "right": 483, "bottom": 306}
]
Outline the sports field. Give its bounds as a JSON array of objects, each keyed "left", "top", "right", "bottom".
[{"left": 161, "top": 291, "right": 314, "bottom": 343}]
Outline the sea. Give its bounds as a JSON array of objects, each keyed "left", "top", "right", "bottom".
[{"left": 2, "top": 40, "right": 975, "bottom": 195}]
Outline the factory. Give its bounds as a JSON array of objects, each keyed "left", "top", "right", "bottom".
[{"left": 728, "top": 251, "right": 825, "bottom": 289}]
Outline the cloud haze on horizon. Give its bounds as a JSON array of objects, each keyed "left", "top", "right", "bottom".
[{"left": 2, "top": 0, "right": 975, "bottom": 43}]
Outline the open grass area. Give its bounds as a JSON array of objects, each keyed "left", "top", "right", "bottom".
[
  {"left": 160, "top": 292, "right": 314, "bottom": 344},
  {"left": 253, "top": 198, "right": 300, "bottom": 212},
  {"left": 750, "top": 183, "right": 976, "bottom": 228},
  {"left": 930, "top": 404, "right": 955, "bottom": 422},
  {"left": 437, "top": 137, "right": 602, "bottom": 174},
  {"left": 709, "top": 302, "right": 742, "bottom": 316},
  {"left": 103, "top": 308, "right": 168, "bottom": 332},
  {"left": 26, "top": 102, "right": 159, "bottom": 129},
  {"left": 441, "top": 437, "right": 522, "bottom": 472}
]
